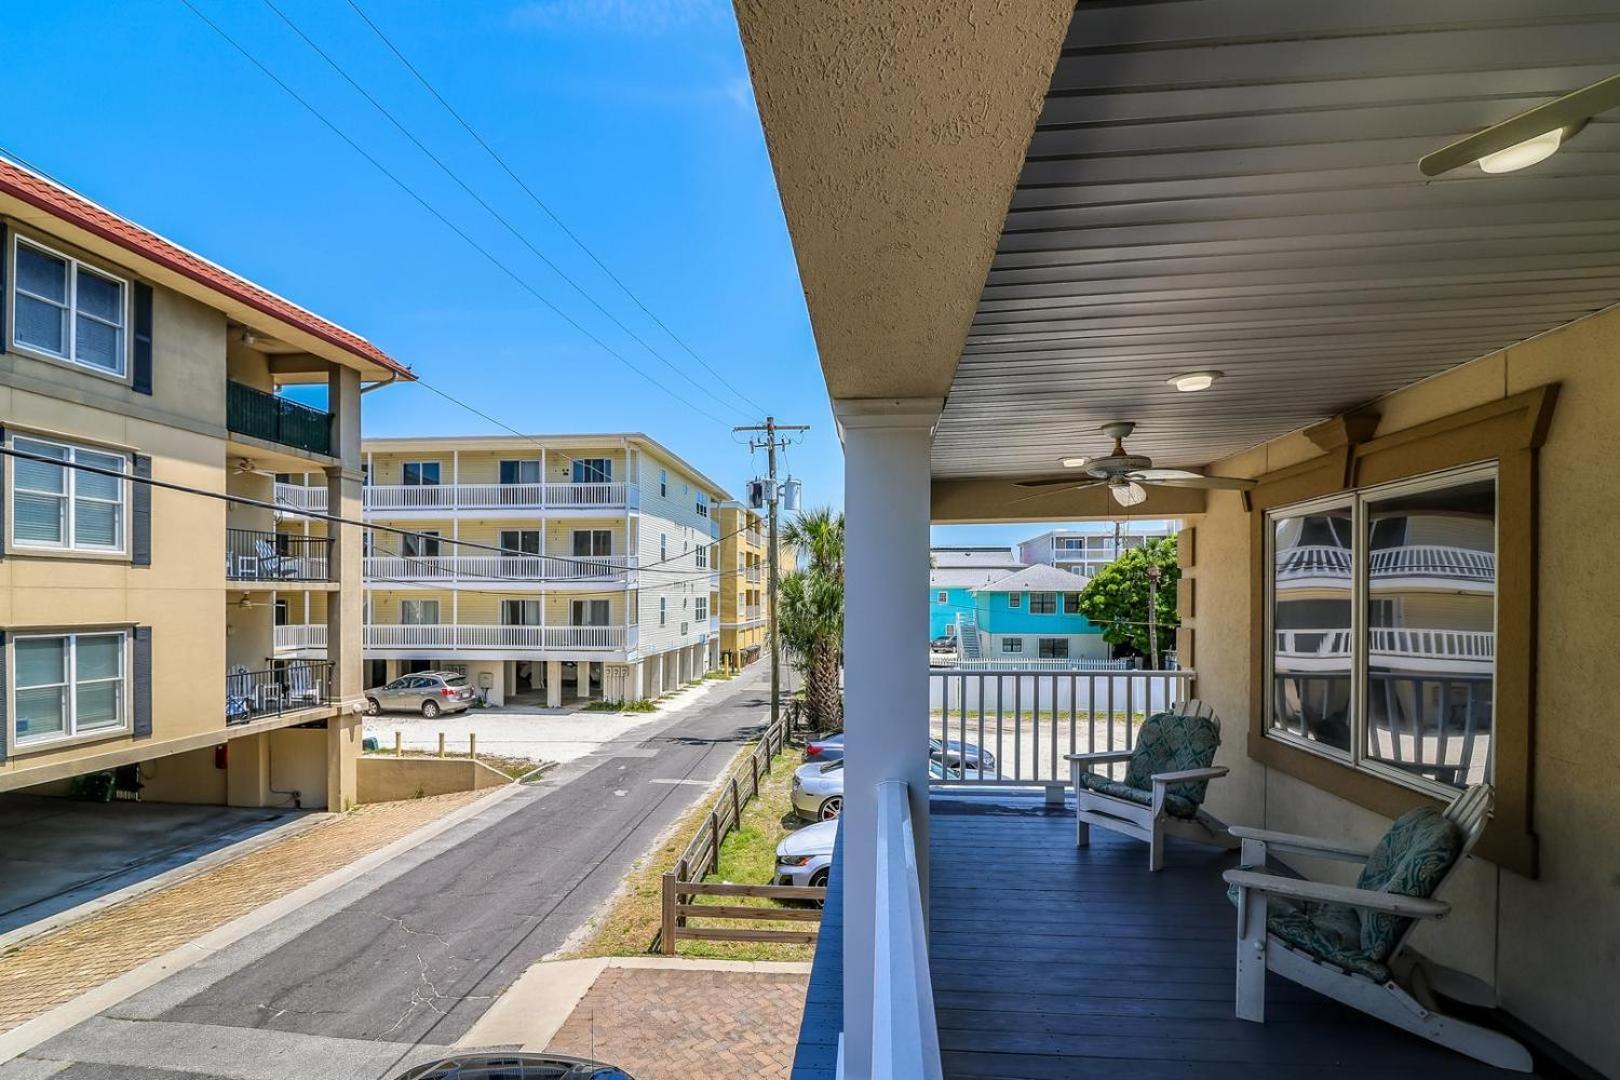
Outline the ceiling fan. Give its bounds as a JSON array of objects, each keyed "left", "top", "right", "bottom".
[{"left": 1015, "top": 422, "right": 1256, "bottom": 508}]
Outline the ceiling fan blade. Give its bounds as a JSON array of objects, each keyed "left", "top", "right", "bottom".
[
  {"left": 1138, "top": 474, "right": 1256, "bottom": 491},
  {"left": 1014, "top": 476, "right": 1095, "bottom": 489},
  {"left": 1131, "top": 468, "right": 1205, "bottom": 481},
  {"left": 1010, "top": 480, "right": 1106, "bottom": 504}
]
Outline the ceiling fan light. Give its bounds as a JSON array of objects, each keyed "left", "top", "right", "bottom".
[
  {"left": 1060, "top": 456, "right": 1090, "bottom": 469},
  {"left": 1168, "top": 370, "right": 1222, "bottom": 393},
  {"left": 1110, "top": 481, "right": 1148, "bottom": 508},
  {"left": 1478, "top": 127, "right": 1563, "bottom": 174}
]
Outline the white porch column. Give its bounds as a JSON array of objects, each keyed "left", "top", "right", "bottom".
[
  {"left": 546, "top": 660, "right": 563, "bottom": 708},
  {"left": 578, "top": 660, "right": 594, "bottom": 700},
  {"left": 837, "top": 398, "right": 939, "bottom": 1080}
]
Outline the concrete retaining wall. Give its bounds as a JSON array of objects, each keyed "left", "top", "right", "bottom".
[{"left": 356, "top": 756, "right": 512, "bottom": 804}]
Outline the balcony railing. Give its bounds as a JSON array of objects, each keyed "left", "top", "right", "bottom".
[
  {"left": 364, "top": 554, "right": 635, "bottom": 584},
  {"left": 927, "top": 667, "right": 1196, "bottom": 786},
  {"left": 362, "top": 481, "right": 636, "bottom": 513},
  {"left": 744, "top": 604, "right": 762, "bottom": 620},
  {"left": 226, "top": 529, "right": 332, "bottom": 582},
  {"left": 227, "top": 380, "right": 332, "bottom": 456},
  {"left": 746, "top": 528, "right": 764, "bottom": 547},
  {"left": 745, "top": 565, "right": 763, "bottom": 583},
  {"left": 273, "top": 623, "right": 328, "bottom": 652},
  {"left": 364, "top": 624, "right": 629, "bottom": 651},
  {"left": 274, "top": 482, "right": 327, "bottom": 512},
  {"left": 1276, "top": 543, "right": 1495, "bottom": 583},
  {"left": 1275, "top": 627, "right": 1495, "bottom": 665},
  {"left": 873, "top": 779, "right": 944, "bottom": 1078},
  {"left": 226, "top": 660, "right": 333, "bottom": 725}
]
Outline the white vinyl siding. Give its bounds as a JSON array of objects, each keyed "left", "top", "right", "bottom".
[
  {"left": 9, "top": 435, "right": 127, "bottom": 553},
  {"left": 11, "top": 236, "right": 128, "bottom": 376},
  {"left": 12, "top": 632, "right": 127, "bottom": 746}
]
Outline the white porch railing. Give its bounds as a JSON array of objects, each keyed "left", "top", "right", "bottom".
[
  {"left": 273, "top": 623, "right": 327, "bottom": 651},
  {"left": 363, "top": 624, "right": 629, "bottom": 650},
  {"left": 745, "top": 604, "right": 762, "bottom": 620},
  {"left": 1276, "top": 543, "right": 1495, "bottom": 583},
  {"left": 746, "top": 565, "right": 763, "bottom": 583},
  {"left": 273, "top": 482, "right": 326, "bottom": 512},
  {"left": 953, "top": 657, "right": 1131, "bottom": 672},
  {"left": 364, "top": 554, "right": 635, "bottom": 583},
  {"left": 869, "top": 779, "right": 944, "bottom": 1080},
  {"left": 1276, "top": 628, "right": 1495, "bottom": 663},
  {"left": 928, "top": 667, "right": 1196, "bottom": 786},
  {"left": 362, "top": 481, "right": 636, "bottom": 512}
]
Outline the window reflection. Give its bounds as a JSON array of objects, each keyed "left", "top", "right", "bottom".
[
  {"left": 1365, "top": 476, "right": 1495, "bottom": 789},
  {"left": 1270, "top": 508, "right": 1353, "bottom": 754}
]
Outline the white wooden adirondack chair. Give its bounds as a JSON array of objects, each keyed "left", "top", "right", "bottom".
[
  {"left": 1066, "top": 699, "right": 1237, "bottom": 871},
  {"left": 1223, "top": 783, "right": 1532, "bottom": 1071}
]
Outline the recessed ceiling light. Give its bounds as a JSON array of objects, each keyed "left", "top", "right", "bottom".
[
  {"left": 1168, "top": 370, "right": 1222, "bottom": 393},
  {"left": 1060, "top": 456, "right": 1090, "bottom": 469},
  {"left": 1478, "top": 128, "right": 1563, "bottom": 173}
]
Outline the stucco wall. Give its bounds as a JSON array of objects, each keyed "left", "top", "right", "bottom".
[
  {"left": 1190, "top": 307, "right": 1620, "bottom": 1075},
  {"left": 357, "top": 755, "right": 510, "bottom": 803}
]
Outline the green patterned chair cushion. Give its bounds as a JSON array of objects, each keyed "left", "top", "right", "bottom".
[
  {"left": 1077, "top": 772, "right": 1198, "bottom": 819},
  {"left": 1076, "top": 712, "right": 1220, "bottom": 820},
  {"left": 1353, "top": 806, "right": 1462, "bottom": 961},
  {"left": 1266, "top": 901, "right": 1392, "bottom": 982}
]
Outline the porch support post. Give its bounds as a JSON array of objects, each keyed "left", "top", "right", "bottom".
[
  {"left": 836, "top": 397, "right": 940, "bottom": 1080},
  {"left": 324, "top": 362, "right": 363, "bottom": 812},
  {"left": 546, "top": 660, "right": 564, "bottom": 708}
]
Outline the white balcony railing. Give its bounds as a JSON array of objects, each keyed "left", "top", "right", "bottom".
[
  {"left": 363, "top": 624, "right": 629, "bottom": 651},
  {"left": 745, "top": 566, "right": 763, "bottom": 583},
  {"left": 361, "top": 481, "right": 635, "bottom": 513},
  {"left": 1275, "top": 627, "right": 1495, "bottom": 663},
  {"left": 872, "top": 779, "right": 944, "bottom": 1079},
  {"left": 364, "top": 554, "right": 635, "bottom": 584},
  {"left": 273, "top": 482, "right": 327, "bottom": 512},
  {"left": 273, "top": 623, "right": 328, "bottom": 651},
  {"left": 1276, "top": 543, "right": 1495, "bottom": 583},
  {"left": 745, "top": 604, "right": 762, "bottom": 621}
]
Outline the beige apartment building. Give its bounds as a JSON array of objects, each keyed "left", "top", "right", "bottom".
[
  {"left": 276, "top": 434, "right": 725, "bottom": 706},
  {"left": 716, "top": 501, "right": 767, "bottom": 668},
  {"left": 0, "top": 158, "right": 407, "bottom": 811}
]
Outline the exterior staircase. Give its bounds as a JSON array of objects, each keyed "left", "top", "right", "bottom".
[{"left": 954, "top": 612, "right": 982, "bottom": 661}]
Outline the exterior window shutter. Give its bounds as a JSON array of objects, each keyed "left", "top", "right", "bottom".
[
  {"left": 132, "top": 626, "right": 153, "bottom": 739},
  {"left": 132, "top": 283, "right": 154, "bottom": 395},
  {"left": 131, "top": 454, "right": 152, "bottom": 566},
  {"left": 0, "top": 423, "right": 6, "bottom": 561},
  {"left": 0, "top": 630, "right": 7, "bottom": 763},
  {"left": 0, "top": 222, "right": 7, "bottom": 355}
]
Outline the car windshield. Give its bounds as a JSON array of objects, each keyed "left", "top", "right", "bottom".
[{"left": 819, "top": 761, "right": 844, "bottom": 775}]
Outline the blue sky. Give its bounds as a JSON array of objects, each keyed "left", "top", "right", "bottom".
[{"left": 5, "top": 0, "right": 1115, "bottom": 551}]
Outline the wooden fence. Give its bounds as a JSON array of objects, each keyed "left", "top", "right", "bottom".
[{"left": 659, "top": 710, "right": 826, "bottom": 953}]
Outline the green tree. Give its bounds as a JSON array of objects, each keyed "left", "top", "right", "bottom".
[
  {"left": 778, "top": 507, "right": 844, "bottom": 732},
  {"left": 1075, "top": 536, "right": 1179, "bottom": 658}
]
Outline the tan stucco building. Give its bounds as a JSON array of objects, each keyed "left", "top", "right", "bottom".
[
  {"left": 716, "top": 501, "right": 767, "bottom": 668},
  {"left": 0, "top": 157, "right": 408, "bottom": 811}
]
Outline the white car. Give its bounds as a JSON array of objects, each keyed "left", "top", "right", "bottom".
[
  {"left": 790, "top": 758, "right": 962, "bottom": 821},
  {"left": 775, "top": 818, "right": 837, "bottom": 891}
]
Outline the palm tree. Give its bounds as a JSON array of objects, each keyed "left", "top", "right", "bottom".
[{"left": 778, "top": 508, "right": 844, "bottom": 732}]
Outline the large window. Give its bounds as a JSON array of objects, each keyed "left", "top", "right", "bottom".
[
  {"left": 573, "top": 458, "right": 612, "bottom": 484},
  {"left": 1029, "top": 592, "right": 1058, "bottom": 614},
  {"left": 695, "top": 596, "right": 708, "bottom": 622},
  {"left": 572, "top": 599, "right": 610, "bottom": 626},
  {"left": 499, "top": 529, "right": 541, "bottom": 555},
  {"left": 401, "top": 461, "right": 440, "bottom": 486},
  {"left": 573, "top": 529, "right": 612, "bottom": 557},
  {"left": 1000, "top": 637, "right": 1023, "bottom": 654},
  {"left": 499, "top": 459, "right": 540, "bottom": 485},
  {"left": 1267, "top": 465, "right": 1496, "bottom": 794},
  {"left": 11, "top": 237, "right": 128, "bottom": 375},
  {"left": 12, "top": 632, "right": 126, "bottom": 746},
  {"left": 1038, "top": 638, "right": 1070, "bottom": 659},
  {"left": 10, "top": 435, "right": 126, "bottom": 553},
  {"left": 400, "top": 599, "right": 439, "bottom": 625},
  {"left": 501, "top": 599, "right": 542, "bottom": 626}
]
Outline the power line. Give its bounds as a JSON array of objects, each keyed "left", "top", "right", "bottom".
[
  {"left": 173, "top": 0, "right": 731, "bottom": 427},
  {"left": 341, "top": 0, "right": 767, "bottom": 417},
  {"left": 257, "top": 0, "right": 754, "bottom": 422}
]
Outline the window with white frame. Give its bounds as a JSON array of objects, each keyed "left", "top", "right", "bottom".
[
  {"left": 659, "top": 597, "right": 667, "bottom": 626},
  {"left": 1029, "top": 591, "right": 1058, "bottom": 614},
  {"left": 659, "top": 533, "right": 668, "bottom": 560},
  {"left": 11, "top": 237, "right": 128, "bottom": 375},
  {"left": 695, "top": 596, "right": 708, "bottom": 622},
  {"left": 1266, "top": 464, "right": 1497, "bottom": 794},
  {"left": 696, "top": 492, "right": 709, "bottom": 517},
  {"left": 1008, "top": 593, "right": 1022, "bottom": 609},
  {"left": 572, "top": 458, "right": 612, "bottom": 484},
  {"left": 12, "top": 631, "right": 126, "bottom": 745},
  {"left": 696, "top": 544, "right": 708, "bottom": 569},
  {"left": 659, "top": 468, "right": 667, "bottom": 497},
  {"left": 10, "top": 435, "right": 127, "bottom": 552},
  {"left": 401, "top": 461, "right": 440, "bottom": 486},
  {"left": 1038, "top": 638, "right": 1070, "bottom": 659},
  {"left": 937, "top": 591, "right": 948, "bottom": 604},
  {"left": 1000, "top": 637, "right": 1023, "bottom": 654},
  {"left": 400, "top": 599, "right": 440, "bottom": 625}
]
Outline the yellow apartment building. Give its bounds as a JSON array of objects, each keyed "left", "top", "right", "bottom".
[
  {"left": 716, "top": 501, "right": 767, "bottom": 668},
  {"left": 0, "top": 157, "right": 408, "bottom": 811},
  {"left": 276, "top": 434, "right": 726, "bottom": 706}
]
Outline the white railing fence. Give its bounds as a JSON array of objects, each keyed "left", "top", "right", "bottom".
[
  {"left": 273, "top": 482, "right": 327, "bottom": 512},
  {"left": 928, "top": 667, "right": 1196, "bottom": 786},
  {"left": 273, "top": 624, "right": 328, "bottom": 651},
  {"left": 363, "top": 624, "right": 628, "bottom": 650},
  {"left": 361, "top": 481, "right": 635, "bottom": 512},
  {"left": 952, "top": 657, "right": 1131, "bottom": 672},
  {"left": 1277, "top": 543, "right": 1495, "bottom": 583},
  {"left": 364, "top": 554, "right": 635, "bottom": 583},
  {"left": 1275, "top": 628, "right": 1495, "bottom": 662},
  {"left": 869, "top": 779, "right": 944, "bottom": 1080}
]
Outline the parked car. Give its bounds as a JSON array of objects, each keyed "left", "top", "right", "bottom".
[
  {"left": 775, "top": 818, "right": 837, "bottom": 893},
  {"left": 396, "top": 1053, "right": 633, "bottom": 1079},
  {"left": 792, "top": 758, "right": 966, "bottom": 821},
  {"left": 801, "top": 732, "right": 998, "bottom": 773},
  {"left": 929, "top": 630, "right": 958, "bottom": 654},
  {"left": 364, "top": 671, "right": 478, "bottom": 718}
]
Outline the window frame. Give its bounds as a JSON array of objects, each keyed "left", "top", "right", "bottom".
[
  {"left": 937, "top": 591, "right": 949, "bottom": 604},
  {"left": 1028, "top": 591, "right": 1058, "bottom": 615},
  {"left": 400, "top": 461, "right": 441, "bottom": 486},
  {"left": 1262, "top": 463, "right": 1499, "bottom": 802},
  {"left": 400, "top": 599, "right": 440, "bottom": 625},
  {"left": 9, "top": 234, "right": 131, "bottom": 379},
  {"left": 1007, "top": 592, "right": 1022, "bottom": 610},
  {"left": 1000, "top": 637, "right": 1023, "bottom": 654},
  {"left": 1038, "top": 637, "right": 1070, "bottom": 659},
  {"left": 9, "top": 630, "right": 130, "bottom": 751},
  {"left": 7, "top": 433, "right": 130, "bottom": 556}
]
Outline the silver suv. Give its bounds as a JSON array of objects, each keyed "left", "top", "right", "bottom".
[{"left": 364, "top": 671, "right": 477, "bottom": 718}]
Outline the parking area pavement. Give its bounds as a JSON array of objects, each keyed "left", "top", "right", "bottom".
[{"left": 0, "top": 795, "right": 305, "bottom": 938}]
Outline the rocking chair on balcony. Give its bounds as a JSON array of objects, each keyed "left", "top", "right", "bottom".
[
  {"left": 1222, "top": 783, "right": 1532, "bottom": 1071},
  {"left": 1065, "top": 699, "right": 1236, "bottom": 871}
]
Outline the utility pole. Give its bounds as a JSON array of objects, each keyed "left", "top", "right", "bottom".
[
  {"left": 1146, "top": 562, "right": 1162, "bottom": 671},
  {"left": 735, "top": 416, "right": 810, "bottom": 730}
]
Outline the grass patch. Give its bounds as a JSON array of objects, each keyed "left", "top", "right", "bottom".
[
  {"left": 564, "top": 742, "right": 816, "bottom": 963},
  {"left": 703, "top": 669, "right": 736, "bottom": 681},
  {"left": 583, "top": 698, "right": 659, "bottom": 713}
]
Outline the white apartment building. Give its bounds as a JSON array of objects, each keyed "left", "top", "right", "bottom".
[
  {"left": 273, "top": 434, "right": 725, "bottom": 707},
  {"left": 1017, "top": 520, "right": 1179, "bottom": 579}
]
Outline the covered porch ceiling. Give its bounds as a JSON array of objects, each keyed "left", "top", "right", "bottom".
[{"left": 738, "top": 0, "right": 1620, "bottom": 520}]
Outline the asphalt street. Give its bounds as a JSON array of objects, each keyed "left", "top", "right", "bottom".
[{"left": 2, "top": 667, "right": 778, "bottom": 1080}]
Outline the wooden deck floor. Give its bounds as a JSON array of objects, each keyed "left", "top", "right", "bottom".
[{"left": 794, "top": 792, "right": 1537, "bottom": 1079}]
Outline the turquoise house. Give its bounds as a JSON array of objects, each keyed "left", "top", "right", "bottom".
[
  {"left": 929, "top": 547, "right": 1024, "bottom": 639},
  {"left": 969, "top": 564, "right": 1108, "bottom": 661}
]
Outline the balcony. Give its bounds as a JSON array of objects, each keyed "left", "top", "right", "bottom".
[
  {"left": 1276, "top": 544, "right": 1496, "bottom": 588},
  {"left": 363, "top": 623, "right": 632, "bottom": 654},
  {"left": 745, "top": 565, "right": 763, "bottom": 583},
  {"left": 226, "top": 529, "right": 332, "bottom": 583},
  {"left": 364, "top": 554, "right": 635, "bottom": 586},
  {"left": 362, "top": 481, "right": 637, "bottom": 515},
  {"left": 226, "top": 380, "right": 332, "bottom": 457},
  {"left": 273, "top": 623, "right": 327, "bottom": 655},
  {"left": 225, "top": 660, "right": 333, "bottom": 725},
  {"left": 274, "top": 482, "right": 327, "bottom": 513}
]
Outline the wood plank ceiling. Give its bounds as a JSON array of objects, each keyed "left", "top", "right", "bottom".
[{"left": 931, "top": 0, "right": 1620, "bottom": 478}]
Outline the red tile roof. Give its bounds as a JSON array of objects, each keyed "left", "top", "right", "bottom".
[{"left": 0, "top": 158, "right": 412, "bottom": 379}]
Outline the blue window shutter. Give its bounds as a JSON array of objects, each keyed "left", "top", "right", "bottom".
[
  {"left": 131, "top": 454, "right": 152, "bottom": 566},
  {"left": 0, "top": 630, "right": 7, "bottom": 762},
  {"left": 132, "top": 626, "right": 153, "bottom": 738},
  {"left": 132, "top": 283, "right": 154, "bottom": 395}
]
